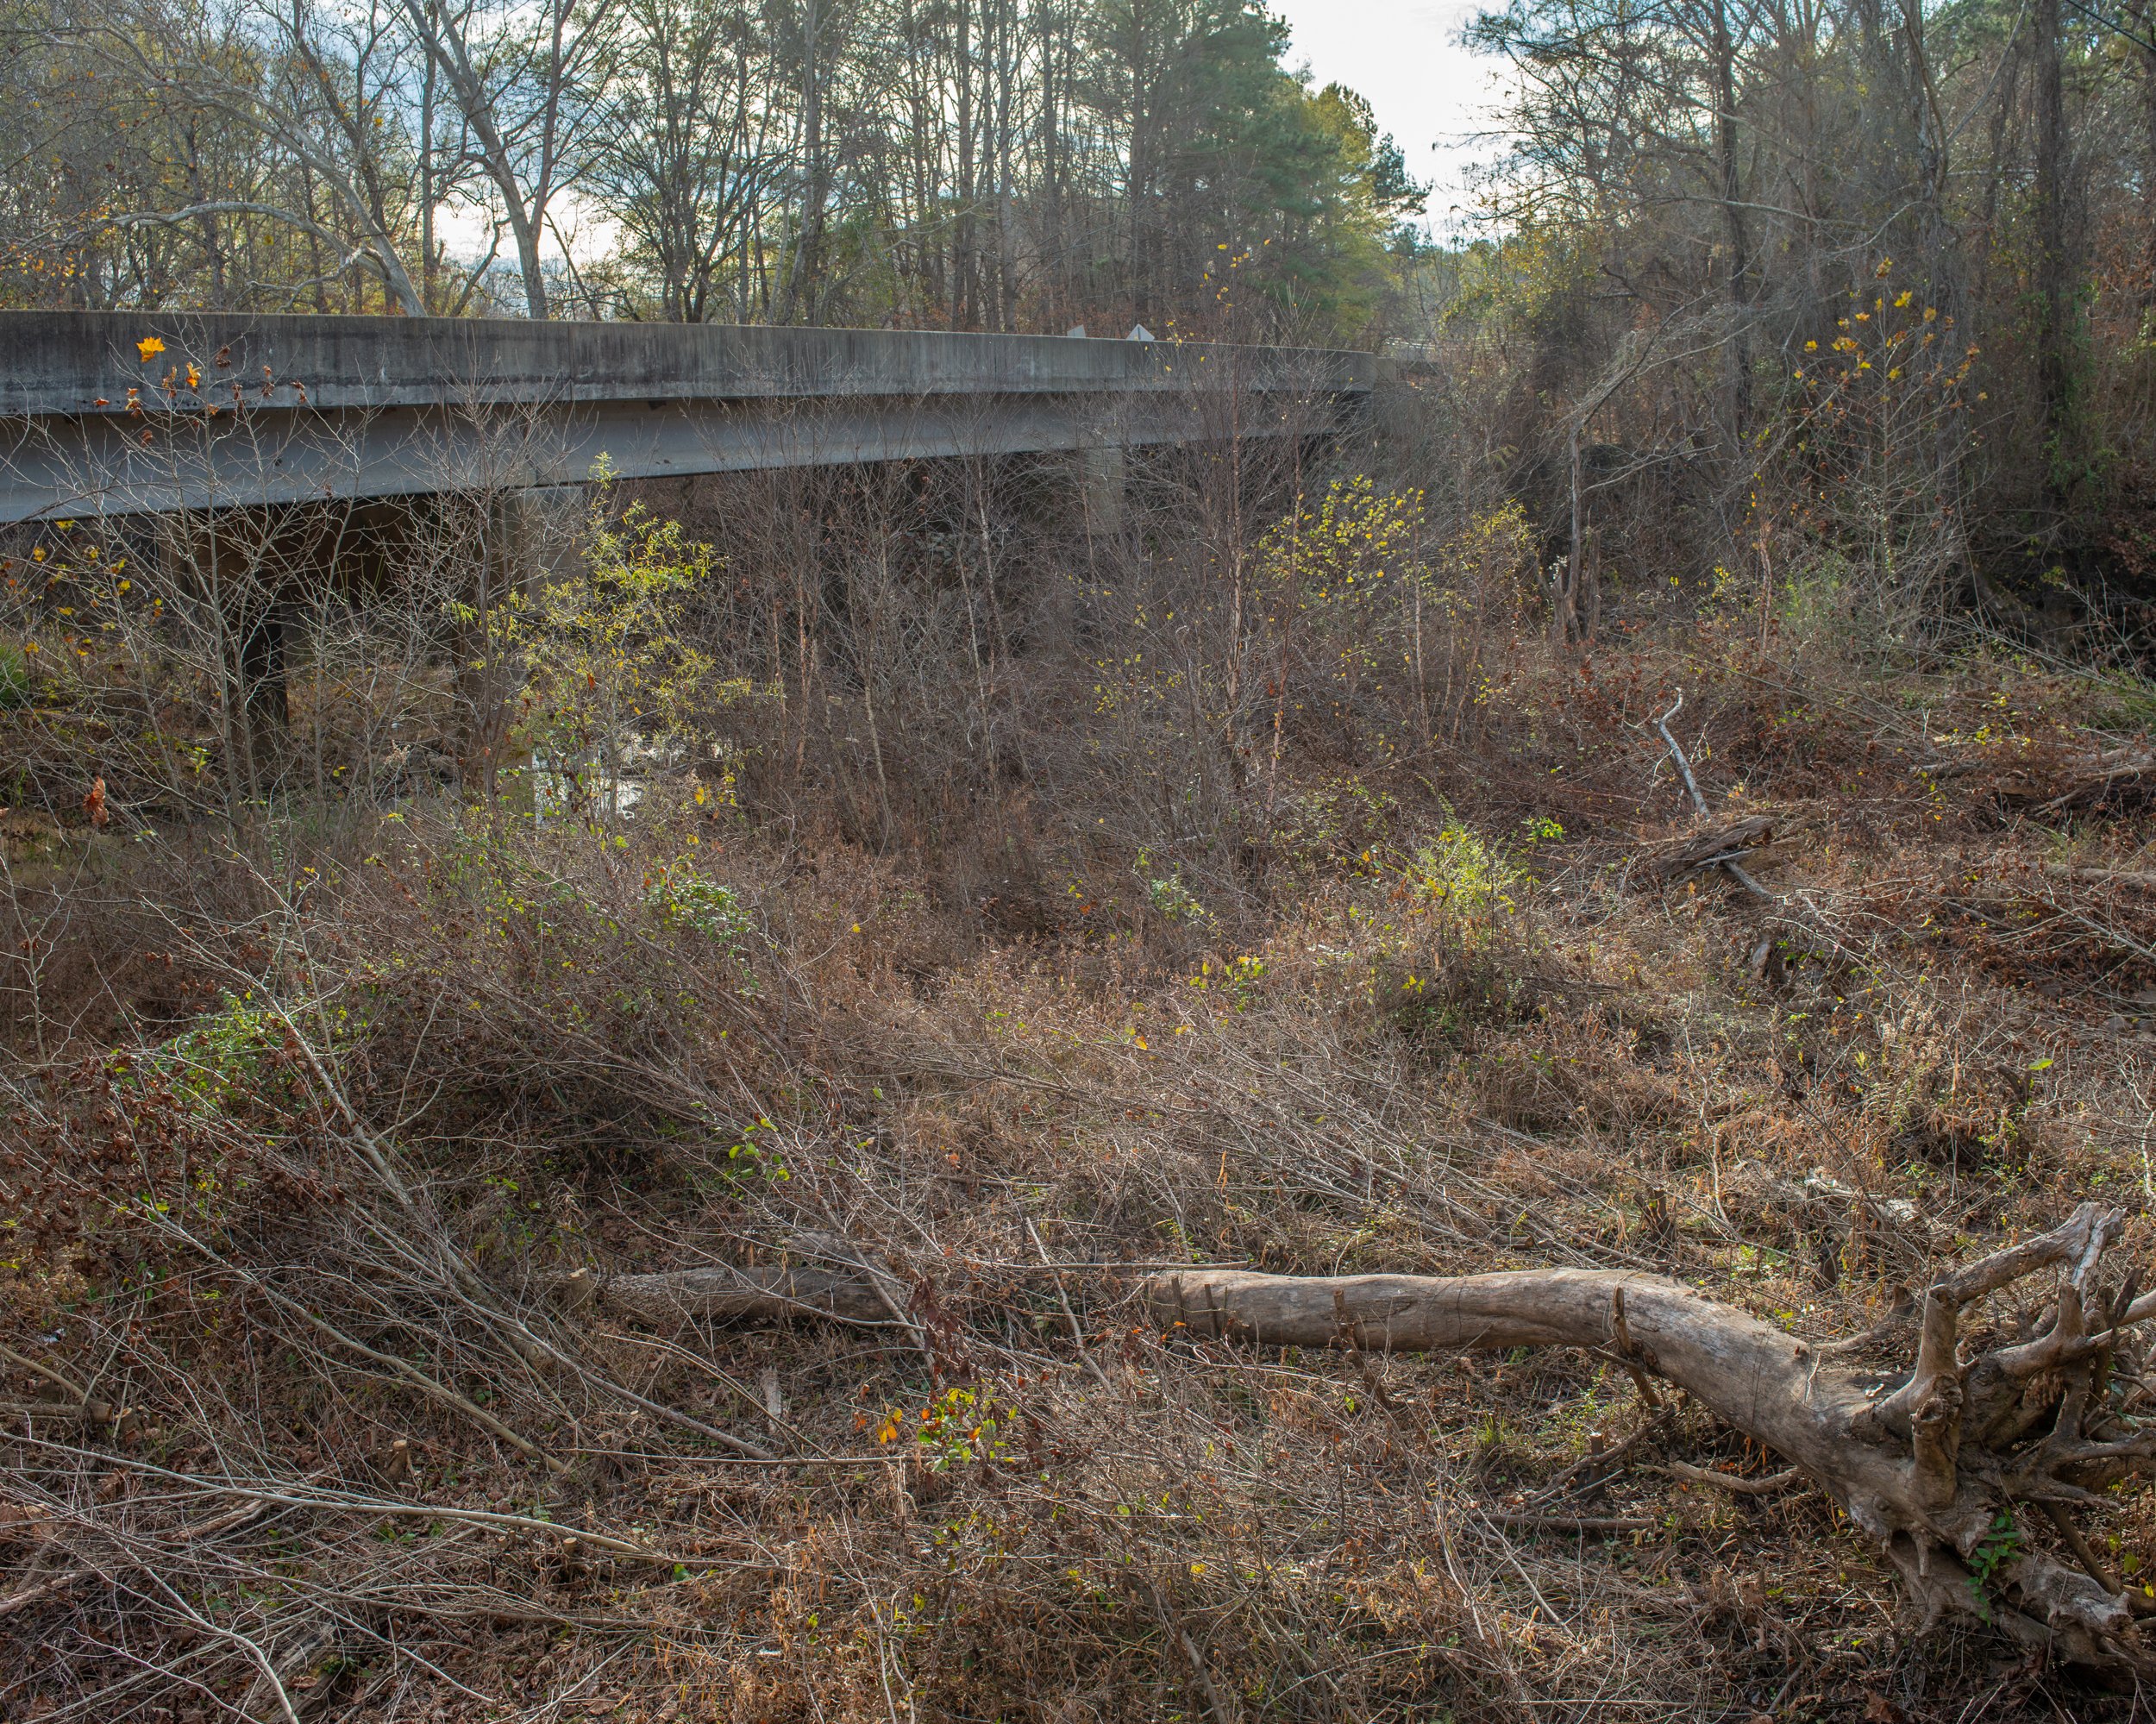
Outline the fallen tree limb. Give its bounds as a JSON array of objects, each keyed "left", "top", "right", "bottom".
[
  {"left": 0, "top": 1495, "right": 274, "bottom": 1620},
  {"left": 1664, "top": 1461, "right": 1796, "bottom": 1495},
  {"left": 1645, "top": 695, "right": 1783, "bottom": 901},
  {"left": 2003, "top": 747, "right": 2154, "bottom": 815},
  {"left": 1144, "top": 1205, "right": 2156, "bottom": 1669},
  {"left": 1488, "top": 1513, "right": 1655, "bottom": 1534},
  {"left": 6, "top": 1441, "right": 697, "bottom": 1567},
  {"left": 1641, "top": 815, "right": 1782, "bottom": 887}
]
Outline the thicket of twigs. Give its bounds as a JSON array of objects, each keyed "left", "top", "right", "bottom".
[{"left": 6, "top": 417, "right": 2156, "bottom": 1721}]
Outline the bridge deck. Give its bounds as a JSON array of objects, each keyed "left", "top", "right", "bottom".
[{"left": 0, "top": 315, "right": 1372, "bottom": 521}]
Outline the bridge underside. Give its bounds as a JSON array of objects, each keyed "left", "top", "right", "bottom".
[{"left": 1, "top": 388, "right": 1331, "bottom": 521}]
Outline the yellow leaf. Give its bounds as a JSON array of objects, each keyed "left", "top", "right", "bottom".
[{"left": 135, "top": 335, "right": 166, "bottom": 362}]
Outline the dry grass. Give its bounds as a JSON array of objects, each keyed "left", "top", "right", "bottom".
[{"left": 5, "top": 542, "right": 2156, "bottom": 1721}]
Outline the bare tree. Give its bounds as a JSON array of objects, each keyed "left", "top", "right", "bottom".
[
  {"left": 587, "top": 0, "right": 788, "bottom": 321},
  {"left": 394, "top": 0, "right": 616, "bottom": 317}
]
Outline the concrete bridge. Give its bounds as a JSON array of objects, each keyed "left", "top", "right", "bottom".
[{"left": 0, "top": 313, "right": 1375, "bottom": 523}]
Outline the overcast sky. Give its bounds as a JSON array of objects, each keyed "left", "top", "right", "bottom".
[{"left": 1269, "top": 0, "right": 1507, "bottom": 237}]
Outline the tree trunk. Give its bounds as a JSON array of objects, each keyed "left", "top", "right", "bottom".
[
  {"left": 1554, "top": 425, "right": 1583, "bottom": 649},
  {"left": 1711, "top": 0, "right": 1752, "bottom": 442},
  {"left": 2135, "top": 0, "right": 2156, "bottom": 313},
  {"left": 2034, "top": 0, "right": 2071, "bottom": 490},
  {"left": 780, "top": 0, "right": 827, "bottom": 324}
]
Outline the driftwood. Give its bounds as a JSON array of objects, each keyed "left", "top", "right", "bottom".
[{"left": 1145, "top": 1205, "right": 2156, "bottom": 1669}]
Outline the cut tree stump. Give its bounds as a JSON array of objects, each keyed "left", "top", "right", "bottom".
[{"left": 1144, "top": 1205, "right": 2156, "bottom": 1670}]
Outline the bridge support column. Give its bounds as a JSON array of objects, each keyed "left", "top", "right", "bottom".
[
  {"left": 164, "top": 509, "right": 302, "bottom": 810},
  {"left": 236, "top": 591, "right": 291, "bottom": 761},
  {"left": 1079, "top": 443, "right": 1126, "bottom": 536}
]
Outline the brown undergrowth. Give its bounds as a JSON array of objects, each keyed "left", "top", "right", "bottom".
[{"left": 3, "top": 622, "right": 2156, "bottom": 1723}]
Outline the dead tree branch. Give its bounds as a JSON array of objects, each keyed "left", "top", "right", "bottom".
[{"left": 1145, "top": 1205, "right": 2156, "bottom": 1668}]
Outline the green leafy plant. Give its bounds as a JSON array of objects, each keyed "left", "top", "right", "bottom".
[
  {"left": 876, "top": 1385, "right": 1012, "bottom": 1471},
  {"left": 1966, "top": 1511, "right": 2022, "bottom": 1621},
  {"left": 642, "top": 857, "right": 761, "bottom": 988},
  {"left": 1403, "top": 815, "right": 1524, "bottom": 926},
  {"left": 724, "top": 1115, "right": 789, "bottom": 1183},
  {"left": 0, "top": 642, "right": 28, "bottom": 711},
  {"left": 144, "top": 991, "right": 285, "bottom": 1113},
  {"left": 1136, "top": 848, "right": 1217, "bottom": 932},
  {"left": 512, "top": 464, "right": 730, "bottom": 821}
]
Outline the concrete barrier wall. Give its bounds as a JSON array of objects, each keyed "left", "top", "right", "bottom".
[{"left": 0, "top": 314, "right": 1372, "bottom": 417}]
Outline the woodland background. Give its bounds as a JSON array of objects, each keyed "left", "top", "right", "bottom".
[{"left": 9, "top": 0, "right": 2156, "bottom": 626}]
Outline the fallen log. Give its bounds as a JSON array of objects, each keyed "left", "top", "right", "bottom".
[
  {"left": 1640, "top": 814, "right": 1779, "bottom": 885},
  {"left": 1644, "top": 694, "right": 1789, "bottom": 900},
  {"left": 243, "top": 1612, "right": 343, "bottom": 1724},
  {"left": 1923, "top": 746, "right": 2156, "bottom": 815},
  {"left": 2007, "top": 747, "right": 2154, "bottom": 814},
  {"left": 548, "top": 1234, "right": 904, "bottom": 1328},
  {"left": 1144, "top": 1205, "right": 2156, "bottom": 1670},
  {"left": 584, "top": 1263, "right": 891, "bottom": 1326}
]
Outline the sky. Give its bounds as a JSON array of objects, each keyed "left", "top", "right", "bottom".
[{"left": 1269, "top": 0, "right": 1507, "bottom": 238}]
